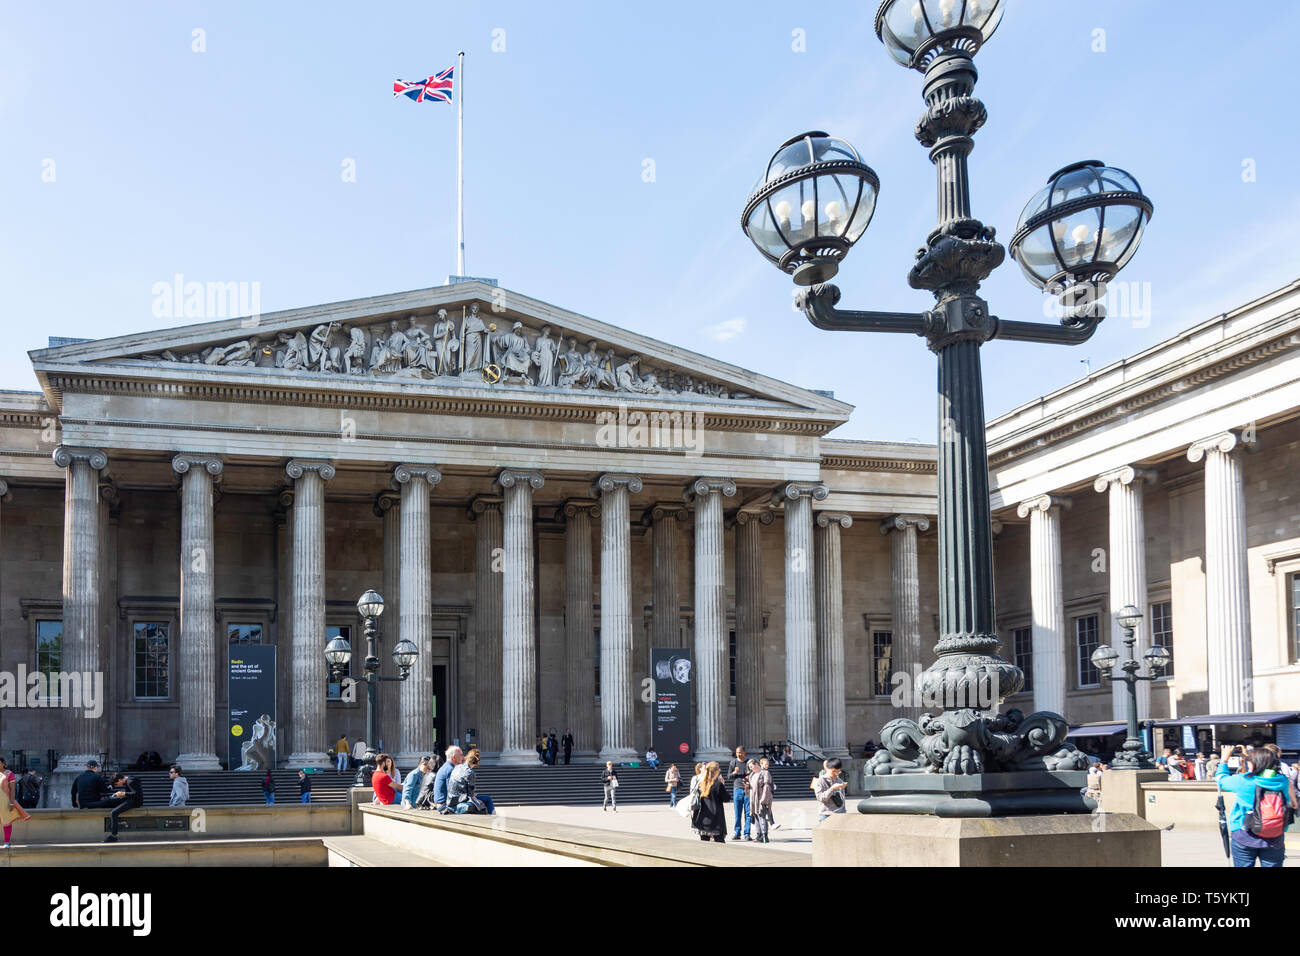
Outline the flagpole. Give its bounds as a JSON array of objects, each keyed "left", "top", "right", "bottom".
[{"left": 456, "top": 50, "right": 465, "bottom": 276}]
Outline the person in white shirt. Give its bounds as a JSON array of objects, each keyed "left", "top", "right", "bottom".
[{"left": 645, "top": 748, "right": 659, "bottom": 769}]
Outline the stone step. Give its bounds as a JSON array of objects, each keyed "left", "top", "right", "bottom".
[{"left": 322, "top": 834, "right": 447, "bottom": 867}]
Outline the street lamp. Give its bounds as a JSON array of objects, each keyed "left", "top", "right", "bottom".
[
  {"left": 325, "top": 589, "right": 419, "bottom": 785},
  {"left": 741, "top": 0, "right": 1153, "bottom": 797},
  {"left": 1092, "top": 604, "right": 1169, "bottom": 769}
]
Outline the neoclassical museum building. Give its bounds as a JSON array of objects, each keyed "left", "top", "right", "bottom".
[{"left": 2, "top": 275, "right": 1298, "bottom": 784}]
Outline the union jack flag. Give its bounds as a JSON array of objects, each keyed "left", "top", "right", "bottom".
[{"left": 392, "top": 66, "right": 454, "bottom": 104}]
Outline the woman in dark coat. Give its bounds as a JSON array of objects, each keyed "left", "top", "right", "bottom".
[{"left": 691, "top": 761, "right": 728, "bottom": 842}]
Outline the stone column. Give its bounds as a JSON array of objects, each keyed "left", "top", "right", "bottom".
[
  {"left": 374, "top": 491, "right": 401, "bottom": 752},
  {"left": 52, "top": 446, "right": 108, "bottom": 774},
  {"left": 497, "top": 469, "right": 544, "bottom": 764},
  {"left": 274, "top": 490, "right": 294, "bottom": 762},
  {"left": 98, "top": 480, "right": 119, "bottom": 765},
  {"left": 815, "top": 512, "right": 852, "bottom": 757},
  {"left": 645, "top": 503, "right": 687, "bottom": 649},
  {"left": 1094, "top": 466, "right": 1155, "bottom": 720},
  {"left": 688, "top": 478, "right": 737, "bottom": 762},
  {"left": 469, "top": 494, "right": 504, "bottom": 756},
  {"left": 172, "top": 454, "right": 224, "bottom": 770},
  {"left": 562, "top": 498, "right": 598, "bottom": 760},
  {"left": 774, "top": 482, "right": 827, "bottom": 752},
  {"left": 1188, "top": 432, "right": 1254, "bottom": 712},
  {"left": 594, "top": 474, "right": 642, "bottom": 762},
  {"left": 285, "top": 459, "right": 336, "bottom": 768},
  {"left": 1016, "top": 494, "right": 1071, "bottom": 717},
  {"left": 881, "top": 514, "right": 930, "bottom": 718},
  {"left": 733, "top": 510, "right": 771, "bottom": 752},
  {"left": 394, "top": 464, "right": 442, "bottom": 767}
]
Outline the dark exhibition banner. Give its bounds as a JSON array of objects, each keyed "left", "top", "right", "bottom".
[
  {"left": 228, "top": 645, "right": 277, "bottom": 770},
  {"left": 651, "top": 648, "right": 693, "bottom": 760}
]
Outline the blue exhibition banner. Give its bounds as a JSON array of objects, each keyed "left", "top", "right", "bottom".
[{"left": 229, "top": 645, "right": 277, "bottom": 770}]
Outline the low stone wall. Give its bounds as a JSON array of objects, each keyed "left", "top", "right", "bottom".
[
  {"left": 0, "top": 837, "right": 326, "bottom": 867},
  {"left": 6, "top": 803, "right": 351, "bottom": 845},
  {"left": 1140, "top": 781, "right": 1235, "bottom": 830},
  {"left": 354, "top": 804, "right": 806, "bottom": 867}
]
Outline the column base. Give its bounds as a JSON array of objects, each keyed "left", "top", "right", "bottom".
[
  {"left": 394, "top": 751, "right": 435, "bottom": 770},
  {"left": 570, "top": 749, "right": 600, "bottom": 763},
  {"left": 598, "top": 746, "right": 639, "bottom": 764},
  {"left": 694, "top": 746, "right": 733, "bottom": 764},
  {"left": 173, "top": 752, "right": 222, "bottom": 772},
  {"left": 54, "top": 752, "right": 103, "bottom": 776},
  {"left": 497, "top": 748, "right": 542, "bottom": 766},
  {"left": 284, "top": 751, "right": 332, "bottom": 770},
  {"left": 821, "top": 746, "right": 851, "bottom": 759}
]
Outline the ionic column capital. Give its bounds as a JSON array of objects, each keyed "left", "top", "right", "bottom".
[
  {"left": 286, "top": 459, "right": 336, "bottom": 482},
  {"left": 393, "top": 463, "right": 443, "bottom": 488},
  {"left": 880, "top": 513, "right": 931, "bottom": 535},
  {"left": 684, "top": 477, "right": 737, "bottom": 503},
  {"left": 560, "top": 497, "right": 599, "bottom": 520},
  {"left": 53, "top": 446, "right": 107, "bottom": 472},
  {"left": 0, "top": 478, "right": 9, "bottom": 500},
  {"left": 1093, "top": 465, "right": 1156, "bottom": 493},
  {"left": 641, "top": 501, "right": 688, "bottom": 525},
  {"left": 732, "top": 508, "right": 774, "bottom": 527},
  {"left": 772, "top": 481, "right": 828, "bottom": 507},
  {"left": 592, "top": 473, "right": 643, "bottom": 497},
  {"left": 815, "top": 512, "right": 853, "bottom": 530},
  {"left": 496, "top": 469, "right": 544, "bottom": 491},
  {"left": 1187, "top": 430, "right": 1255, "bottom": 463},
  {"left": 373, "top": 490, "right": 401, "bottom": 517},
  {"left": 171, "top": 453, "right": 224, "bottom": 481},
  {"left": 1015, "top": 494, "right": 1073, "bottom": 519},
  {"left": 467, "top": 494, "right": 504, "bottom": 520},
  {"left": 99, "top": 478, "right": 121, "bottom": 508}
]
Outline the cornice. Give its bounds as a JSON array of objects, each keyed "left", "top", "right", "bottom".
[
  {"left": 988, "top": 320, "right": 1300, "bottom": 468},
  {"left": 42, "top": 370, "right": 841, "bottom": 436},
  {"left": 819, "top": 454, "right": 937, "bottom": 473}
]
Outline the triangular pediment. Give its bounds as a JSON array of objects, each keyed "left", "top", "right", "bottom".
[{"left": 31, "top": 282, "right": 851, "bottom": 422}]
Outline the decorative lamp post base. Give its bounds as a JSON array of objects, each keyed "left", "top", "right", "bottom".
[{"left": 857, "top": 769, "right": 1094, "bottom": 817}]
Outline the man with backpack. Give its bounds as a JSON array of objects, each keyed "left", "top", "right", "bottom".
[{"left": 1215, "top": 744, "right": 1297, "bottom": 867}]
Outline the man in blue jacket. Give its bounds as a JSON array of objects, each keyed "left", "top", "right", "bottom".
[
  {"left": 1216, "top": 744, "right": 1296, "bottom": 867},
  {"left": 431, "top": 746, "right": 463, "bottom": 812}
]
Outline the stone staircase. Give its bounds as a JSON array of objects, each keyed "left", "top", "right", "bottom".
[{"left": 124, "top": 763, "right": 819, "bottom": 808}]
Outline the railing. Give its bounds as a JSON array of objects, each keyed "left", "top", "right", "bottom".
[{"left": 761, "top": 739, "right": 825, "bottom": 768}]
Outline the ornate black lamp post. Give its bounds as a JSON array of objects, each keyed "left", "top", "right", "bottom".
[
  {"left": 325, "top": 589, "right": 419, "bottom": 785},
  {"left": 741, "top": 0, "right": 1153, "bottom": 811},
  {"left": 1091, "top": 605, "right": 1170, "bottom": 770}
]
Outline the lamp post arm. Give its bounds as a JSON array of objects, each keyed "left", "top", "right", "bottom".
[
  {"left": 796, "top": 283, "right": 929, "bottom": 336},
  {"left": 990, "top": 311, "right": 1104, "bottom": 345}
]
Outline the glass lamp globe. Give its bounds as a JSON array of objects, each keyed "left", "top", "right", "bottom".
[
  {"left": 875, "top": 0, "right": 1006, "bottom": 70},
  {"left": 1010, "top": 160, "right": 1153, "bottom": 298},
  {"left": 741, "top": 131, "right": 880, "bottom": 286},
  {"left": 1115, "top": 603, "right": 1143, "bottom": 630},
  {"left": 1091, "top": 644, "right": 1119, "bottom": 672},
  {"left": 1144, "top": 644, "right": 1172, "bottom": 673},
  {"left": 324, "top": 635, "right": 352, "bottom": 668},
  {"left": 356, "top": 589, "right": 385, "bottom": 619},
  {"left": 392, "top": 638, "right": 419, "bottom": 671}
]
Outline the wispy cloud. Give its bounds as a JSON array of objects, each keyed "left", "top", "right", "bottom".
[{"left": 702, "top": 317, "right": 746, "bottom": 342}]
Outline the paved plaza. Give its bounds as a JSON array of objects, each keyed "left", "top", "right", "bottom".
[{"left": 496, "top": 800, "right": 1299, "bottom": 866}]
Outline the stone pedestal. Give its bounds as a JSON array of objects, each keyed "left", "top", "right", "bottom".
[
  {"left": 1099, "top": 768, "right": 1168, "bottom": 818},
  {"left": 813, "top": 811, "right": 1161, "bottom": 867}
]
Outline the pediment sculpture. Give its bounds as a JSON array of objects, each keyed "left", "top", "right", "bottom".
[{"left": 139, "top": 303, "right": 746, "bottom": 400}]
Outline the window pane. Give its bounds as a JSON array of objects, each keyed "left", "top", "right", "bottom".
[
  {"left": 134, "top": 621, "right": 169, "bottom": 699},
  {"left": 228, "top": 623, "right": 262, "bottom": 645},
  {"left": 1076, "top": 615, "right": 1100, "bottom": 687},
  {"left": 36, "top": 620, "right": 63, "bottom": 700},
  {"left": 728, "top": 630, "right": 737, "bottom": 698},
  {"left": 1150, "top": 601, "right": 1174, "bottom": 679},
  {"left": 873, "top": 631, "right": 893, "bottom": 697},
  {"left": 326, "top": 625, "right": 351, "bottom": 700},
  {"left": 1013, "top": 626, "right": 1033, "bottom": 694}
]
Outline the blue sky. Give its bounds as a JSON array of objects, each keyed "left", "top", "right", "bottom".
[{"left": 3, "top": 0, "right": 1297, "bottom": 441}]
